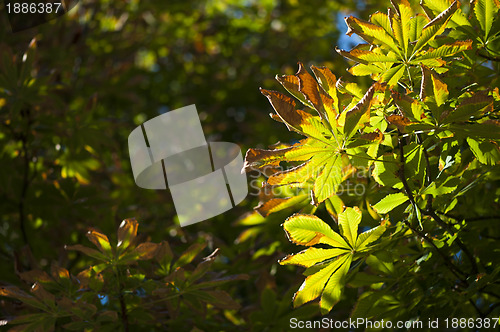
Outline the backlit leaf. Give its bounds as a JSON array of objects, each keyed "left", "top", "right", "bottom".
[
  {"left": 279, "top": 247, "right": 349, "bottom": 268},
  {"left": 372, "top": 192, "right": 409, "bottom": 213},
  {"left": 355, "top": 223, "right": 388, "bottom": 251},
  {"left": 421, "top": 0, "right": 471, "bottom": 28},
  {"left": 467, "top": 138, "right": 500, "bottom": 165},
  {"left": 442, "top": 92, "right": 493, "bottom": 123},
  {"left": 282, "top": 214, "right": 350, "bottom": 248},
  {"left": 86, "top": 229, "right": 113, "bottom": 255},
  {"left": 340, "top": 83, "right": 380, "bottom": 138},
  {"left": 292, "top": 253, "right": 349, "bottom": 307},
  {"left": 319, "top": 254, "right": 352, "bottom": 314},
  {"left": 412, "top": 1, "right": 458, "bottom": 56},
  {"left": 345, "top": 16, "right": 401, "bottom": 55},
  {"left": 380, "top": 64, "right": 405, "bottom": 87},
  {"left": 420, "top": 65, "right": 449, "bottom": 108},
  {"left": 472, "top": 0, "right": 500, "bottom": 39},
  {"left": 338, "top": 207, "right": 362, "bottom": 246},
  {"left": 336, "top": 47, "right": 399, "bottom": 64},
  {"left": 313, "top": 155, "right": 343, "bottom": 204},
  {"left": 117, "top": 218, "right": 138, "bottom": 251},
  {"left": 255, "top": 194, "right": 309, "bottom": 217}
]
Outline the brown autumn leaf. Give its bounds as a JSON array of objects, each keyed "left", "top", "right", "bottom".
[
  {"left": 31, "top": 282, "right": 55, "bottom": 305},
  {"left": 18, "top": 269, "right": 52, "bottom": 284},
  {"left": 241, "top": 146, "right": 293, "bottom": 173},
  {"left": 359, "top": 129, "right": 384, "bottom": 142},
  {"left": 134, "top": 242, "right": 160, "bottom": 260},
  {"left": 260, "top": 88, "right": 315, "bottom": 134},
  {"left": 86, "top": 229, "right": 112, "bottom": 254},
  {"left": 255, "top": 195, "right": 309, "bottom": 217},
  {"left": 386, "top": 114, "right": 413, "bottom": 131},
  {"left": 117, "top": 218, "right": 139, "bottom": 251}
]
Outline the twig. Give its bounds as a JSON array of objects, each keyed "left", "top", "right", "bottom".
[
  {"left": 116, "top": 268, "right": 130, "bottom": 332},
  {"left": 397, "top": 137, "right": 468, "bottom": 283},
  {"left": 426, "top": 209, "right": 479, "bottom": 275}
]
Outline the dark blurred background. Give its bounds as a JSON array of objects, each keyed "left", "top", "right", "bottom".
[{"left": 0, "top": 0, "right": 392, "bottom": 328}]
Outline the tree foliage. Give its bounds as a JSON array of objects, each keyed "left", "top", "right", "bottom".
[
  {"left": 1, "top": 0, "right": 499, "bottom": 330},
  {"left": 245, "top": 0, "right": 500, "bottom": 320}
]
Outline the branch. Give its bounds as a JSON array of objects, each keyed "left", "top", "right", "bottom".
[
  {"left": 397, "top": 137, "right": 468, "bottom": 283},
  {"left": 426, "top": 209, "right": 479, "bottom": 275},
  {"left": 416, "top": 136, "right": 478, "bottom": 275},
  {"left": 436, "top": 212, "right": 500, "bottom": 223},
  {"left": 469, "top": 298, "right": 485, "bottom": 319}
]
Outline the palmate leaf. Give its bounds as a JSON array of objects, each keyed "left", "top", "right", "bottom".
[
  {"left": 280, "top": 208, "right": 386, "bottom": 313},
  {"left": 245, "top": 64, "right": 384, "bottom": 204},
  {"left": 340, "top": 0, "right": 470, "bottom": 86}
]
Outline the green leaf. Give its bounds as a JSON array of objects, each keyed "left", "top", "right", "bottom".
[
  {"left": 345, "top": 16, "right": 401, "bottom": 55},
  {"left": 472, "top": 0, "right": 500, "bottom": 39},
  {"left": 117, "top": 218, "right": 138, "bottom": 252},
  {"left": 351, "top": 291, "right": 385, "bottom": 319},
  {"left": 336, "top": 47, "right": 399, "bottom": 64},
  {"left": 173, "top": 243, "right": 206, "bottom": 269},
  {"left": 411, "top": 1, "right": 458, "bottom": 57},
  {"left": 86, "top": 229, "right": 113, "bottom": 255},
  {"left": 409, "top": 14, "right": 430, "bottom": 42},
  {"left": 348, "top": 63, "right": 384, "bottom": 76},
  {"left": 467, "top": 138, "right": 500, "bottom": 165},
  {"left": 282, "top": 214, "right": 350, "bottom": 248},
  {"left": 421, "top": 177, "right": 459, "bottom": 195},
  {"left": 442, "top": 92, "right": 493, "bottom": 124},
  {"left": 255, "top": 194, "right": 309, "bottom": 217},
  {"left": 279, "top": 247, "right": 349, "bottom": 268},
  {"left": 0, "top": 286, "right": 48, "bottom": 311},
  {"left": 420, "top": 65, "right": 449, "bottom": 109},
  {"left": 293, "top": 253, "right": 349, "bottom": 307},
  {"left": 320, "top": 254, "right": 352, "bottom": 314},
  {"left": 372, "top": 192, "right": 409, "bottom": 213},
  {"left": 355, "top": 224, "right": 388, "bottom": 251},
  {"left": 267, "top": 151, "right": 332, "bottom": 186},
  {"left": 380, "top": 64, "right": 405, "bottom": 87},
  {"left": 339, "top": 83, "right": 380, "bottom": 138},
  {"left": 390, "top": 0, "right": 413, "bottom": 56},
  {"left": 188, "top": 249, "right": 219, "bottom": 284},
  {"left": 313, "top": 154, "right": 343, "bottom": 203},
  {"left": 370, "top": 12, "right": 392, "bottom": 35},
  {"left": 411, "top": 40, "right": 472, "bottom": 64},
  {"left": 371, "top": 155, "right": 402, "bottom": 189},
  {"left": 421, "top": 0, "right": 471, "bottom": 28},
  {"left": 391, "top": 91, "right": 426, "bottom": 121},
  {"left": 338, "top": 207, "right": 362, "bottom": 246},
  {"left": 65, "top": 244, "right": 109, "bottom": 261}
]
